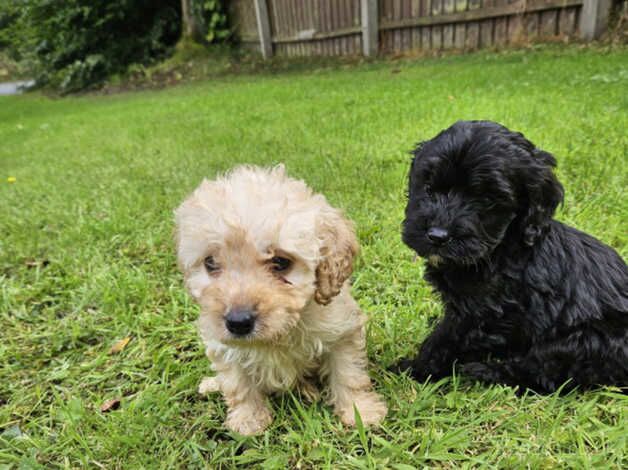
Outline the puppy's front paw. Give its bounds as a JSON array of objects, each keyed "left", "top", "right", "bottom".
[
  {"left": 389, "top": 358, "right": 432, "bottom": 382},
  {"left": 225, "top": 403, "right": 273, "bottom": 436},
  {"left": 337, "top": 391, "right": 387, "bottom": 427},
  {"left": 198, "top": 376, "right": 220, "bottom": 395},
  {"left": 388, "top": 358, "right": 415, "bottom": 375}
]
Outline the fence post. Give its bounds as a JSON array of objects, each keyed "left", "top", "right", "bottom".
[
  {"left": 580, "top": 0, "right": 612, "bottom": 40},
  {"left": 254, "top": 0, "right": 273, "bottom": 59},
  {"left": 361, "top": 0, "right": 378, "bottom": 57}
]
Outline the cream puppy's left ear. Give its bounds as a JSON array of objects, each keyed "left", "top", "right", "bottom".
[{"left": 314, "top": 207, "right": 359, "bottom": 305}]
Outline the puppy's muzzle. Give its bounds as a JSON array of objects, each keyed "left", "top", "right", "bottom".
[
  {"left": 427, "top": 227, "right": 451, "bottom": 245},
  {"left": 225, "top": 308, "right": 256, "bottom": 336}
]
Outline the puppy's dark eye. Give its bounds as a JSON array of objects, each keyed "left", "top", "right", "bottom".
[
  {"left": 270, "top": 256, "right": 292, "bottom": 272},
  {"left": 425, "top": 184, "right": 434, "bottom": 197},
  {"left": 204, "top": 256, "right": 219, "bottom": 273}
]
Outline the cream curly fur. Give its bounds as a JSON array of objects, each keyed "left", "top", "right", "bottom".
[{"left": 175, "top": 165, "right": 386, "bottom": 435}]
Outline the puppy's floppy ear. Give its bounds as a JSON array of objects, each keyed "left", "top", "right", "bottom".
[
  {"left": 314, "top": 207, "right": 359, "bottom": 305},
  {"left": 410, "top": 141, "right": 427, "bottom": 169},
  {"left": 407, "top": 141, "right": 426, "bottom": 196},
  {"left": 519, "top": 149, "right": 564, "bottom": 246}
]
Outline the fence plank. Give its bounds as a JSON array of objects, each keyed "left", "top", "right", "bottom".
[
  {"left": 337, "top": 1, "right": 345, "bottom": 55},
  {"left": 288, "top": 0, "right": 296, "bottom": 55},
  {"left": 526, "top": 12, "right": 539, "bottom": 38},
  {"left": 432, "top": 0, "right": 442, "bottom": 15},
  {"left": 465, "top": 0, "right": 481, "bottom": 47},
  {"left": 454, "top": 23, "right": 465, "bottom": 47},
  {"left": 294, "top": 1, "right": 302, "bottom": 55},
  {"left": 540, "top": 9, "right": 557, "bottom": 36},
  {"left": 346, "top": 0, "right": 354, "bottom": 53},
  {"left": 493, "top": 4, "right": 507, "bottom": 44},
  {"left": 331, "top": 0, "right": 339, "bottom": 55},
  {"left": 305, "top": 0, "right": 315, "bottom": 54},
  {"left": 443, "top": 0, "right": 455, "bottom": 48},
  {"left": 480, "top": 0, "right": 494, "bottom": 46},
  {"left": 423, "top": 0, "right": 432, "bottom": 49},
  {"left": 392, "top": 0, "right": 400, "bottom": 51},
  {"left": 443, "top": 24, "right": 455, "bottom": 48},
  {"left": 466, "top": 22, "right": 479, "bottom": 48},
  {"left": 558, "top": 7, "right": 577, "bottom": 36},
  {"left": 402, "top": 0, "right": 412, "bottom": 50},
  {"left": 362, "top": 0, "right": 378, "bottom": 55},
  {"left": 254, "top": 0, "right": 273, "bottom": 58},
  {"left": 301, "top": 0, "right": 309, "bottom": 55},
  {"left": 433, "top": 25, "right": 443, "bottom": 49},
  {"left": 480, "top": 18, "right": 493, "bottom": 46},
  {"left": 580, "top": 0, "right": 612, "bottom": 39},
  {"left": 411, "top": 0, "right": 421, "bottom": 48},
  {"left": 422, "top": 25, "right": 432, "bottom": 49},
  {"left": 432, "top": 0, "right": 443, "bottom": 49},
  {"left": 454, "top": 0, "right": 467, "bottom": 48}
]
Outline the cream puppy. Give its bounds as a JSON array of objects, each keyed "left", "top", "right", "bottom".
[{"left": 175, "top": 165, "right": 387, "bottom": 435}]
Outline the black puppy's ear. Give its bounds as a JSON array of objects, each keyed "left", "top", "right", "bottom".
[
  {"left": 407, "top": 141, "right": 426, "bottom": 198},
  {"left": 520, "top": 149, "right": 564, "bottom": 246},
  {"left": 411, "top": 141, "right": 426, "bottom": 160}
]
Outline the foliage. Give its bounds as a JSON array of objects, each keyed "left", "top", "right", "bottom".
[
  {"left": 1, "top": 46, "right": 627, "bottom": 467},
  {"left": 0, "top": 0, "right": 181, "bottom": 92},
  {"left": 0, "top": 1, "right": 22, "bottom": 50},
  {"left": 201, "top": 0, "right": 230, "bottom": 43}
]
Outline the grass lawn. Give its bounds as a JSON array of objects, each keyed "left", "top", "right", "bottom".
[{"left": 1, "top": 45, "right": 627, "bottom": 468}]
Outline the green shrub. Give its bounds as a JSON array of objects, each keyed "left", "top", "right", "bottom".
[
  {"left": 0, "top": 1, "right": 31, "bottom": 55},
  {"left": 0, "top": 0, "right": 234, "bottom": 92},
  {"left": 1, "top": 0, "right": 181, "bottom": 92},
  {"left": 202, "top": 0, "right": 230, "bottom": 43}
]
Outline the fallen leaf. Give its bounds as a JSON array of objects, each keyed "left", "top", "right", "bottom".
[
  {"left": 109, "top": 337, "right": 131, "bottom": 354},
  {"left": 448, "top": 95, "right": 455, "bottom": 101},
  {"left": 25, "top": 259, "right": 50, "bottom": 268},
  {"left": 100, "top": 398, "right": 121, "bottom": 413},
  {"left": 7, "top": 176, "right": 16, "bottom": 183}
]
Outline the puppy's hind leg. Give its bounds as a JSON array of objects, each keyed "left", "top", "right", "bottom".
[
  {"left": 323, "top": 327, "right": 387, "bottom": 427},
  {"left": 460, "top": 329, "right": 628, "bottom": 394}
]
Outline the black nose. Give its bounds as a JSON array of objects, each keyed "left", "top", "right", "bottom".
[
  {"left": 225, "top": 309, "right": 256, "bottom": 336},
  {"left": 427, "top": 227, "right": 451, "bottom": 245}
]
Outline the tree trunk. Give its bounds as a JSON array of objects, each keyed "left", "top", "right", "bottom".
[{"left": 181, "top": 0, "right": 205, "bottom": 42}]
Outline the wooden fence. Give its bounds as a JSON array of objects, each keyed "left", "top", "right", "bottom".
[{"left": 229, "top": 0, "right": 613, "bottom": 58}]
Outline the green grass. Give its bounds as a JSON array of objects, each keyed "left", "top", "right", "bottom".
[{"left": 1, "top": 45, "right": 627, "bottom": 469}]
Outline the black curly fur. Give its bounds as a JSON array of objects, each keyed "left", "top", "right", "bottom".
[{"left": 396, "top": 120, "right": 628, "bottom": 394}]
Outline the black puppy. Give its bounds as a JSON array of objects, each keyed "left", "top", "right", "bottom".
[{"left": 397, "top": 120, "right": 628, "bottom": 394}]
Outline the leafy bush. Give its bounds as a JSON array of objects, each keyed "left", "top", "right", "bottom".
[
  {"left": 0, "top": 3, "right": 20, "bottom": 49},
  {"left": 0, "top": 0, "right": 234, "bottom": 92},
  {"left": 1, "top": 0, "right": 181, "bottom": 92},
  {"left": 202, "top": 0, "right": 230, "bottom": 43}
]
